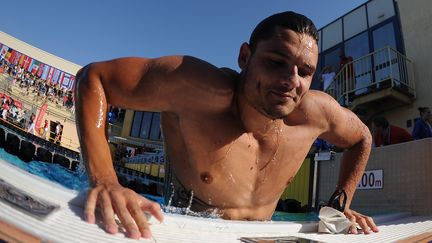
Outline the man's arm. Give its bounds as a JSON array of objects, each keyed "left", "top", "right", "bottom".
[
  {"left": 75, "top": 58, "right": 172, "bottom": 239},
  {"left": 316, "top": 92, "right": 379, "bottom": 234},
  {"left": 75, "top": 56, "right": 230, "bottom": 239}
]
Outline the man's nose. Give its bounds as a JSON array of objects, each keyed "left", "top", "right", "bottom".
[{"left": 280, "top": 65, "right": 300, "bottom": 89}]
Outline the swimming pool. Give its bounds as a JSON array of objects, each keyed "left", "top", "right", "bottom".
[{"left": 0, "top": 147, "right": 318, "bottom": 221}]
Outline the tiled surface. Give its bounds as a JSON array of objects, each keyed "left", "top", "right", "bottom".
[{"left": 1, "top": 157, "right": 432, "bottom": 243}]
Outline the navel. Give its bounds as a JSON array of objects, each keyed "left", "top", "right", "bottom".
[{"left": 200, "top": 172, "right": 213, "bottom": 184}]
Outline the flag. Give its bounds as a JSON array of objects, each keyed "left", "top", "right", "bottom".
[
  {"left": 61, "top": 73, "right": 71, "bottom": 89},
  {"left": 12, "top": 52, "right": 21, "bottom": 65},
  {"left": 58, "top": 72, "right": 65, "bottom": 85},
  {"left": 47, "top": 67, "right": 55, "bottom": 82},
  {"left": 5, "top": 48, "right": 12, "bottom": 60},
  {"left": 28, "top": 59, "right": 40, "bottom": 74},
  {"left": 18, "top": 54, "right": 25, "bottom": 66},
  {"left": 37, "top": 63, "right": 45, "bottom": 77},
  {"left": 8, "top": 50, "right": 16, "bottom": 63},
  {"left": 22, "top": 56, "right": 32, "bottom": 70},
  {"left": 0, "top": 45, "right": 9, "bottom": 59},
  {"left": 41, "top": 64, "right": 50, "bottom": 80},
  {"left": 52, "top": 69, "right": 61, "bottom": 84},
  {"left": 69, "top": 76, "right": 76, "bottom": 91}
]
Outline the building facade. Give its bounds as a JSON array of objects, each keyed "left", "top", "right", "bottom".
[
  {"left": 316, "top": 0, "right": 432, "bottom": 133},
  {"left": 0, "top": 31, "right": 82, "bottom": 151}
]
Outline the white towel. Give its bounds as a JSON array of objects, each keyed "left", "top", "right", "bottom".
[{"left": 318, "top": 206, "right": 352, "bottom": 234}]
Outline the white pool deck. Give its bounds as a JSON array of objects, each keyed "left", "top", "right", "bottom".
[{"left": 1, "top": 159, "right": 431, "bottom": 243}]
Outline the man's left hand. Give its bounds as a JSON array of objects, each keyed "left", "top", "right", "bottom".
[{"left": 344, "top": 209, "right": 379, "bottom": 234}]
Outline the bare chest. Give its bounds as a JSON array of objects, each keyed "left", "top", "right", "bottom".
[{"left": 164, "top": 116, "right": 316, "bottom": 206}]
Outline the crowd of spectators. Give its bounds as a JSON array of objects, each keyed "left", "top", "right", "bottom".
[
  {"left": 371, "top": 106, "right": 431, "bottom": 147},
  {"left": 310, "top": 106, "right": 432, "bottom": 152},
  {"left": 108, "top": 105, "right": 125, "bottom": 124},
  {"left": 0, "top": 59, "right": 75, "bottom": 113},
  {"left": 0, "top": 95, "right": 28, "bottom": 127}
]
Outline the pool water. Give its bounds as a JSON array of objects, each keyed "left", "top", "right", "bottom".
[
  {"left": 0, "top": 148, "right": 318, "bottom": 221},
  {"left": 0, "top": 148, "right": 89, "bottom": 191}
]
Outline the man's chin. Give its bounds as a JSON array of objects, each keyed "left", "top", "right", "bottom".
[{"left": 263, "top": 106, "right": 295, "bottom": 119}]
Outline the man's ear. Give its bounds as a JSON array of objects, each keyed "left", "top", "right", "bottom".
[{"left": 238, "top": 42, "right": 251, "bottom": 70}]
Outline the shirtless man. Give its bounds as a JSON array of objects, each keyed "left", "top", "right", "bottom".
[{"left": 75, "top": 11, "right": 378, "bottom": 239}]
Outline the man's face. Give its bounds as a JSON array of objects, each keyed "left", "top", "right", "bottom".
[{"left": 239, "top": 28, "right": 318, "bottom": 119}]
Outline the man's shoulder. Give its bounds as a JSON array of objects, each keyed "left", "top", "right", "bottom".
[
  {"left": 296, "top": 90, "right": 348, "bottom": 127},
  {"left": 300, "top": 90, "right": 336, "bottom": 108},
  {"left": 289, "top": 90, "right": 337, "bottom": 123}
]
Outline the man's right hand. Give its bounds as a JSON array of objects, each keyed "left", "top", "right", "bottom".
[{"left": 84, "top": 182, "right": 164, "bottom": 239}]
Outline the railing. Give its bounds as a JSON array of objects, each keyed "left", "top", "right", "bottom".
[
  {"left": 108, "top": 122, "right": 123, "bottom": 136},
  {"left": 325, "top": 46, "right": 415, "bottom": 106}
]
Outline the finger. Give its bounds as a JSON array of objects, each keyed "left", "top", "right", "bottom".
[
  {"left": 365, "top": 216, "right": 379, "bottom": 233},
  {"left": 84, "top": 188, "right": 100, "bottom": 223},
  {"left": 128, "top": 202, "right": 152, "bottom": 239},
  {"left": 140, "top": 199, "right": 164, "bottom": 223},
  {"left": 348, "top": 216, "right": 358, "bottom": 234},
  {"left": 113, "top": 197, "right": 141, "bottom": 239},
  {"left": 356, "top": 217, "right": 370, "bottom": 234},
  {"left": 99, "top": 191, "right": 118, "bottom": 234}
]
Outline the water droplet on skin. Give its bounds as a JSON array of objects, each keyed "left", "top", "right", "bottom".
[
  {"left": 167, "top": 182, "right": 175, "bottom": 207},
  {"left": 186, "top": 190, "right": 194, "bottom": 213}
]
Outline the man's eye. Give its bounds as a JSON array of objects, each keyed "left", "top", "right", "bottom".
[
  {"left": 268, "top": 60, "right": 283, "bottom": 67},
  {"left": 298, "top": 69, "right": 311, "bottom": 78}
]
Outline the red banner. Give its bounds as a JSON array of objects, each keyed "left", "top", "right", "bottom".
[
  {"left": 0, "top": 93, "right": 23, "bottom": 109},
  {"left": 35, "top": 103, "right": 48, "bottom": 130}
]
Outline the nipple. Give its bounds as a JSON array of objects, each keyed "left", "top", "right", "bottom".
[{"left": 200, "top": 172, "right": 213, "bottom": 184}]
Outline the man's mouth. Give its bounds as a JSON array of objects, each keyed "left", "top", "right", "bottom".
[{"left": 270, "top": 90, "right": 295, "bottom": 102}]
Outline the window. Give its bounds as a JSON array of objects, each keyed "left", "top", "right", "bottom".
[
  {"left": 130, "top": 111, "right": 163, "bottom": 141},
  {"left": 372, "top": 22, "right": 397, "bottom": 50},
  {"left": 372, "top": 22, "right": 399, "bottom": 82},
  {"left": 139, "top": 112, "right": 153, "bottom": 139},
  {"left": 343, "top": 6, "right": 367, "bottom": 40},
  {"left": 344, "top": 32, "right": 371, "bottom": 94},
  {"left": 323, "top": 47, "right": 342, "bottom": 72},
  {"left": 149, "top": 113, "right": 161, "bottom": 140},
  {"left": 322, "top": 19, "right": 343, "bottom": 51},
  {"left": 130, "top": 112, "right": 143, "bottom": 137},
  {"left": 367, "top": 0, "right": 395, "bottom": 27}
]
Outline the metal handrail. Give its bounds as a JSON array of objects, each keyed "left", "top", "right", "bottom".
[{"left": 325, "top": 46, "right": 415, "bottom": 106}]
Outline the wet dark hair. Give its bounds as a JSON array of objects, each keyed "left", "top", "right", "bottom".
[
  {"left": 373, "top": 117, "right": 389, "bottom": 129},
  {"left": 249, "top": 11, "right": 318, "bottom": 52}
]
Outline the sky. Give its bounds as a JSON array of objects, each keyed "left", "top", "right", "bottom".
[{"left": 0, "top": 0, "right": 367, "bottom": 71}]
